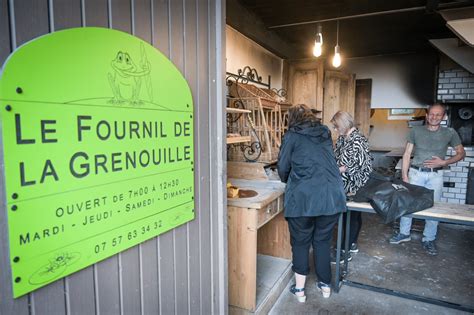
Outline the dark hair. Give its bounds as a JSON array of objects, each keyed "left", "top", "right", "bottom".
[{"left": 287, "top": 104, "right": 320, "bottom": 128}]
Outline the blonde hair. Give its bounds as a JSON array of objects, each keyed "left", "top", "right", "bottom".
[{"left": 330, "top": 111, "right": 354, "bottom": 135}]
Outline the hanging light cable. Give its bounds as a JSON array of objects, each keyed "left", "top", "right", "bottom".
[
  {"left": 313, "top": 24, "right": 323, "bottom": 57},
  {"left": 332, "top": 20, "right": 342, "bottom": 68}
]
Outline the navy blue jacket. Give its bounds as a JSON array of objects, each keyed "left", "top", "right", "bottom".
[{"left": 277, "top": 122, "right": 347, "bottom": 218}]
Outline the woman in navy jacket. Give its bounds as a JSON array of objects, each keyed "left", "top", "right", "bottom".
[{"left": 278, "top": 104, "right": 346, "bottom": 301}]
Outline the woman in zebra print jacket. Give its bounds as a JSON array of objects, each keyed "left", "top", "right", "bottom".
[{"left": 331, "top": 111, "right": 373, "bottom": 254}]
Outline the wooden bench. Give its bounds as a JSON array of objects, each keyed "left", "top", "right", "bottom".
[
  {"left": 346, "top": 201, "right": 474, "bottom": 225},
  {"left": 334, "top": 201, "right": 474, "bottom": 313}
]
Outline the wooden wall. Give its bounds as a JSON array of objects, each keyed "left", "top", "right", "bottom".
[{"left": 0, "top": 0, "right": 227, "bottom": 314}]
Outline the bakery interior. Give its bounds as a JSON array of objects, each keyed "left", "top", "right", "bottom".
[{"left": 224, "top": 1, "right": 474, "bottom": 313}]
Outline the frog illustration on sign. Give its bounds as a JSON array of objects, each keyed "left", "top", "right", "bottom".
[
  {"left": 108, "top": 43, "right": 153, "bottom": 105},
  {"left": 29, "top": 252, "right": 81, "bottom": 285}
]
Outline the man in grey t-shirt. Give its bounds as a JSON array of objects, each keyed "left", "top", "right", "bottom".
[{"left": 389, "top": 104, "right": 465, "bottom": 255}]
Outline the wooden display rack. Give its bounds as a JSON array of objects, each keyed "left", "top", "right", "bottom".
[
  {"left": 226, "top": 107, "right": 252, "bottom": 144},
  {"left": 226, "top": 67, "right": 291, "bottom": 163}
]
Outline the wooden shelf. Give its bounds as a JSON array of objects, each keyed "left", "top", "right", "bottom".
[
  {"left": 226, "top": 107, "right": 252, "bottom": 114},
  {"left": 226, "top": 135, "right": 251, "bottom": 144}
]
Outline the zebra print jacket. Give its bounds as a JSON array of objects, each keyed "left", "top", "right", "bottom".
[{"left": 334, "top": 129, "right": 373, "bottom": 195}]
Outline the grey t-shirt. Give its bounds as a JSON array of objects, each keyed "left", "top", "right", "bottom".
[{"left": 407, "top": 126, "right": 462, "bottom": 167}]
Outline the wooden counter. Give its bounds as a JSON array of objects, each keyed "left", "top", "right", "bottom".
[{"left": 227, "top": 179, "right": 292, "bottom": 313}]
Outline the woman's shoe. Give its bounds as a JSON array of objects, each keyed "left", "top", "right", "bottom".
[
  {"left": 289, "top": 284, "right": 306, "bottom": 303},
  {"left": 349, "top": 242, "right": 359, "bottom": 253},
  {"left": 330, "top": 250, "right": 352, "bottom": 264},
  {"left": 317, "top": 282, "right": 331, "bottom": 298}
]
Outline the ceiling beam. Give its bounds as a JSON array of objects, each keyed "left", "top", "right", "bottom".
[
  {"left": 268, "top": 2, "right": 470, "bottom": 29},
  {"left": 269, "top": 6, "right": 426, "bottom": 29}
]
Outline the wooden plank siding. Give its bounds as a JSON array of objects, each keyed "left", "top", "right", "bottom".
[
  {"left": 83, "top": 0, "right": 109, "bottom": 28},
  {"left": 0, "top": 0, "right": 11, "bottom": 64},
  {"left": 52, "top": 0, "right": 82, "bottom": 31},
  {"left": 196, "top": 0, "right": 213, "bottom": 313},
  {"left": 0, "top": 0, "right": 227, "bottom": 314},
  {"left": 110, "top": 0, "right": 132, "bottom": 33},
  {"left": 183, "top": 0, "right": 201, "bottom": 313},
  {"left": 169, "top": 1, "right": 190, "bottom": 315}
]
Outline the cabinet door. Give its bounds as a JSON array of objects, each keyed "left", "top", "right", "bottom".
[
  {"left": 354, "top": 79, "right": 372, "bottom": 137},
  {"left": 287, "top": 60, "right": 324, "bottom": 112},
  {"left": 323, "top": 70, "right": 355, "bottom": 140},
  {"left": 292, "top": 70, "right": 317, "bottom": 108}
]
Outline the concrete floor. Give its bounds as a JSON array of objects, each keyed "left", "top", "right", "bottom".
[{"left": 269, "top": 213, "right": 474, "bottom": 314}]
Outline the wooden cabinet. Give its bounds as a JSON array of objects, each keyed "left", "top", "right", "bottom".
[
  {"left": 354, "top": 79, "right": 372, "bottom": 137},
  {"left": 292, "top": 70, "right": 318, "bottom": 107},
  {"left": 322, "top": 73, "right": 371, "bottom": 139},
  {"left": 285, "top": 59, "right": 324, "bottom": 112},
  {"left": 227, "top": 179, "right": 292, "bottom": 313},
  {"left": 284, "top": 61, "right": 360, "bottom": 135},
  {"left": 323, "top": 70, "right": 356, "bottom": 141}
]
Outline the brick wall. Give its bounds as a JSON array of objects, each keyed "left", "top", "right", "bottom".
[
  {"left": 437, "top": 68, "right": 474, "bottom": 101},
  {"left": 441, "top": 146, "right": 474, "bottom": 204},
  {"left": 437, "top": 67, "right": 473, "bottom": 204}
]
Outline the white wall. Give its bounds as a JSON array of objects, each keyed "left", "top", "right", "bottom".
[
  {"left": 343, "top": 53, "right": 437, "bottom": 109},
  {"left": 369, "top": 109, "right": 409, "bottom": 149},
  {"left": 368, "top": 108, "right": 426, "bottom": 149},
  {"left": 226, "top": 26, "right": 284, "bottom": 89}
]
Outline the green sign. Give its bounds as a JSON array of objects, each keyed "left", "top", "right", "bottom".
[{"left": 0, "top": 27, "right": 194, "bottom": 297}]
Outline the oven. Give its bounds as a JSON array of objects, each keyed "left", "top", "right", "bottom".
[{"left": 447, "top": 104, "right": 474, "bottom": 146}]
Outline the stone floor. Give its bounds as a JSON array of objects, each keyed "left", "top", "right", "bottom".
[{"left": 269, "top": 213, "right": 474, "bottom": 315}]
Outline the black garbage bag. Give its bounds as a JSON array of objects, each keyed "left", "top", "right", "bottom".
[
  {"left": 352, "top": 171, "right": 393, "bottom": 203},
  {"left": 352, "top": 172, "right": 434, "bottom": 224}
]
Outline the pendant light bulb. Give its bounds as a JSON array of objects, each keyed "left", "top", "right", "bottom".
[
  {"left": 313, "top": 38, "right": 322, "bottom": 57},
  {"left": 332, "top": 45, "right": 341, "bottom": 68},
  {"left": 332, "top": 21, "right": 341, "bottom": 68},
  {"left": 313, "top": 25, "right": 323, "bottom": 57}
]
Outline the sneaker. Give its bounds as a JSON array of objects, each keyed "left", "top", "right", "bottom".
[
  {"left": 317, "top": 282, "right": 331, "bottom": 298},
  {"left": 422, "top": 241, "right": 438, "bottom": 256},
  {"left": 349, "top": 243, "right": 359, "bottom": 253},
  {"left": 389, "top": 233, "right": 411, "bottom": 244},
  {"left": 330, "top": 250, "right": 352, "bottom": 264},
  {"left": 289, "top": 284, "right": 306, "bottom": 303}
]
